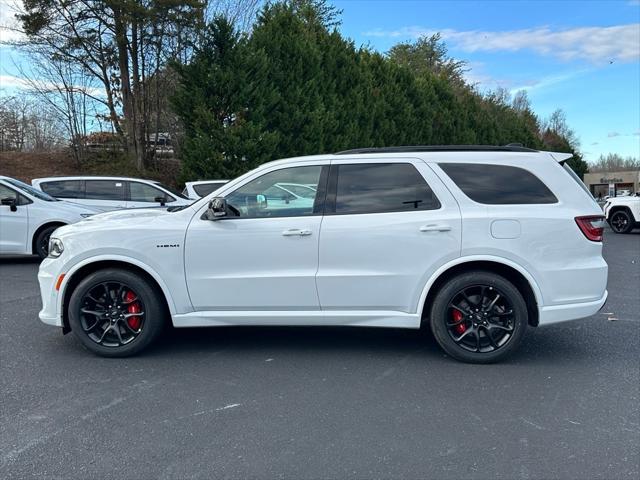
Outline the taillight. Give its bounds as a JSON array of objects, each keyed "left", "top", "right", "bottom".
[{"left": 575, "top": 215, "right": 605, "bottom": 242}]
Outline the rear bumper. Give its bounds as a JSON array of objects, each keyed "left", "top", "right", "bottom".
[{"left": 538, "top": 290, "right": 608, "bottom": 326}]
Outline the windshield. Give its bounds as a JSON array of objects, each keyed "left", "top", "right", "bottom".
[
  {"left": 5, "top": 178, "right": 59, "bottom": 202},
  {"left": 154, "top": 182, "right": 191, "bottom": 200}
]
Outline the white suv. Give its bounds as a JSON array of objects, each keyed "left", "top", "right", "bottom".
[
  {"left": 32, "top": 176, "right": 192, "bottom": 211},
  {"left": 603, "top": 194, "right": 640, "bottom": 234},
  {"left": 0, "top": 176, "right": 99, "bottom": 258},
  {"left": 182, "top": 180, "right": 229, "bottom": 199},
  {"left": 37, "top": 146, "right": 608, "bottom": 363}
]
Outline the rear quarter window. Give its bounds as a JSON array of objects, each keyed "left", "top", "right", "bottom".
[
  {"left": 40, "top": 180, "right": 84, "bottom": 198},
  {"left": 439, "top": 163, "right": 557, "bottom": 205}
]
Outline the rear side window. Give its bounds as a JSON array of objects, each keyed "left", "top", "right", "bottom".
[
  {"left": 331, "top": 163, "right": 440, "bottom": 214},
  {"left": 193, "top": 182, "right": 226, "bottom": 197},
  {"left": 85, "top": 180, "right": 126, "bottom": 200},
  {"left": 40, "top": 180, "right": 84, "bottom": 198},
  {"left": 439, "top": 163, "right": 557, "bottom": 205}
]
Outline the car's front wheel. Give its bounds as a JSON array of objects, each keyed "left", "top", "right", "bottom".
[
  {"left": 429, "top": 271, "right": 528, "bottom": 363},
  {"left": 34, "top": 225, "right": 61, "bottom": 259},
  {"left": 609, "top": 209, "right": 633, "bottom": 234},
  {"left": 68, "top": 268, "right": 166, "bottom": 357}
]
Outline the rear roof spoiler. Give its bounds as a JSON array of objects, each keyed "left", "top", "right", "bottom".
[{"left": 549, "top": 152, "right": 573, "bottom": 163}]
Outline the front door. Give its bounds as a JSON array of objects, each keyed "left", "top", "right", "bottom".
[
  {"left": 185, "top": 163, "right": 328, "bottom": 312},
  {"left": 316, "top": 159, "right": 462, "bottom": 314},
  {"left": 0, "top": 184, "right": 29, "bottom": 254}
]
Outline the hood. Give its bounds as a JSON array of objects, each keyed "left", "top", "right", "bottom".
[{"left": 85, "top": 207, "right": 174, "bottom": 223}]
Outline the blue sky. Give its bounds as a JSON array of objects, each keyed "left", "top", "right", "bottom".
[
  {"left": 333, "top": 0, "right": 640, "bottom": 162},
  {"left": 1, "top": 0, "right": 639, "bottom": 162}
]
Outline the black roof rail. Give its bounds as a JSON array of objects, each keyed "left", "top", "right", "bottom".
[{"left": 334, "top": 145, "right": 538, "bottom": 155}]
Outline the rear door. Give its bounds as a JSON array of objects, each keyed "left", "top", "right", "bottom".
[
  {"left": 84, "top": 180, "right": 127, "bottom": 210},
  {"left": 0, "top": 183, "right": 30, "bottom": 254},
  {"left": 316, "top": 158, "right": 461, "bottom": 314}
]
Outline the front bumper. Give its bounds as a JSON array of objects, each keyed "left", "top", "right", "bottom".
[{"left": 38, "top": 257, "right": 63, "bottom": 327}]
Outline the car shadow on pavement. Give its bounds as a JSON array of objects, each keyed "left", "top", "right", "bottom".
[
  {"left": 0, "top": 255, "right": 41, "bottom": 264},
  {"left": 138, "top": 322, "right": 605, "bottom": 366}
]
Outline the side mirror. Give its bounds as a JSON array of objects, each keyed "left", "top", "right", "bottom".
[
  {"left": 154, "top": 196, "right": 166, "bottom": 207},
  {"left": 1, "top": 197, "right": 17, "bottom": 212},
  {"left": 204, "top": 197, "right": 228, "bottom": 220},
  {"left": 256, "top": 194, "right": 267, "bottom": 209}
]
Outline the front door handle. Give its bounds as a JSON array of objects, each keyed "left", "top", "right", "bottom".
[
  {"left": 282, "top": 229, "right": 312, "bottom": 237},
  {"left": 420, "top": 224, "right": 451, "bottom": 232}
]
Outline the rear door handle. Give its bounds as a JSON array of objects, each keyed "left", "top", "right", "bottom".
[
  {"left": 282, "top": 229, "right": 312, "bottom": 237},
  {"left": 420, "top": 224, "right": 451, "bottom": 232}
]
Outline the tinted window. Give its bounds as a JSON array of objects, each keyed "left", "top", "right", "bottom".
[
  {"left": 193, "top": 182, "right": 227, "bottom": 197},
  {"left": 0, "top": 184, "right": 30, "bottom": 205},
  {"left": 40, "top": 180, "right": 84, "bottom": 199},
  {"left": 332, "top": 163, "right": 440, "bottom": 214},
  {"left": 129, "top": 182, "right": 170, "bottom": 203},
  {"left": 226, "top": 166, "right": 323, "bottom": 218},
  {"left": 85, "top": 180, "right": 126, "bottom": 200},
  {"left": 439, "top": 163, "right": 557, "bottom": 205}
]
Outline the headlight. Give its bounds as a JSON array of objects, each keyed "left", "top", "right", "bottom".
[
  {"left": 80, "top": 213, "right": 93, "bottom": 218},
  {"left": 48, "top": 238, "right": 64, "bottom": 258}
]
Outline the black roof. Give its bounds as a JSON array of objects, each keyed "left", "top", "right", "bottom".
[{"left": 334, "top": 144, "right": 538, "bottom": 155}]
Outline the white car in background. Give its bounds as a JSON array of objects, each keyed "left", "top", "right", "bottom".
[
  {"left": 32, "top": 176, "right": 192, "bottom": 211},
  {"left": 183, "top": 180, "right": 229, "bottom": 199},
  {"left": 603, "top": 194, "right": 640, "bottom": 233},
  {"left": 0, "top": 176, "right": 99, "bottom": 258}
]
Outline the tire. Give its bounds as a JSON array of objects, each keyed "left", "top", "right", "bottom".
[
  {"left": 608, "top": 209, "right": 633, "bottom": 234},
  {"left": 34, "top": 225, "right": 61, "bottom": 259},
  {"left": 68, "top": 268, "right": 166, "bottom": 357},
  {"left": 429, "top": 271, "right": 528, "bottom": 364}
]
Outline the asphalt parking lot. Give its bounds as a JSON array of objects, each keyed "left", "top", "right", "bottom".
[{"left": 1, "top": 229, "right": 638, "bottom": 479}]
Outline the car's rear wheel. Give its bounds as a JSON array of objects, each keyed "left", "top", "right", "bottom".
[
  {"left": 429, "top": 271, "right": 528, "bottom": 363},
  {"left": 68, "top": 268, "right": 166, "bottom": 357},
  {"left": 609, "top": 210, "right": 633, "bottom": 234}
]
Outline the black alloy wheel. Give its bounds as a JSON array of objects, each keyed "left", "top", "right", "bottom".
[
  {"left": 429, "top": 271, "right": 528, "bottom": 363},
  {"left": 79, "top": 281, "right": 145, "bottom": 347},
  {"left": 446, "top": 285, "right": 515, "bottom": 353},
  {"left": 609, "top": 210, "right": 632, "bottom": 234},
  {"left": 68, "top": 268, "right": 166, "bottom": 357}
]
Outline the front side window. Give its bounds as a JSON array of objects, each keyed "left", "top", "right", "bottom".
[
  {"left": 40, "top": 180, "right": 84, "bottom": 199},
  {"left": 0, "top": 184, "right": 30, "bottom": 205},
  {"left": 85, "top": 180, "right": 126, "bottom": 201},
  {"left": 129, "top": 182, "right": 172, "bottom": 203},
  {"left": 225, "top": 166, "right": 324, "bottom": 218},
  {"left": 331, "top": 163, "right": 440, "bottom": 215},
  {"left": 4, "top": 178, "right": 56, "bottom": 202},
  {"left": 439, "top": 163, "right": 557, "bottom": 205}
]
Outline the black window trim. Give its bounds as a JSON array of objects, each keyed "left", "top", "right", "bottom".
[
  {"left": 324, "top": 161, "right": 442, "bottom": 216},
  {"left": 210, "top": 165, "right": 330, "bottom": 221}
]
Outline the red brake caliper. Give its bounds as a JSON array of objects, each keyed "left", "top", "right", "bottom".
[
  {"left": 125, "top": 291, "right": 141, "bottom": 330},
  {"left": 452, "top": 309, "right": 466, "bottom": 335}
]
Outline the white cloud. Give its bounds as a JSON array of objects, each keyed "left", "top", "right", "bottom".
[
  {"left": 608, "top": 132, "right": 621, "bottom": 137},
  {"left": 365, "top": 24, "right": 640, "bottom": 64},
  {"left": 0, "top": 0, "right": 24, "bottom": 43}
]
